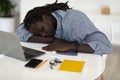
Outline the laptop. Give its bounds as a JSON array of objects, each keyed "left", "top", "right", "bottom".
[{"left": 0, "top": 31, "right": 45, "bottom": 61}]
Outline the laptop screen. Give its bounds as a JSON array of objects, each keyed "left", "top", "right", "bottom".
[{"left": 0, "top": 31, "right": 45, "bottom": 61}]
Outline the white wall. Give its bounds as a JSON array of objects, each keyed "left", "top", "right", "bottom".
[
  {"left": 72, "top": 0, "right": 120, "bottom": 15},
  {"left": 20, "top": 0, "right": 120, "bottom": 22}
]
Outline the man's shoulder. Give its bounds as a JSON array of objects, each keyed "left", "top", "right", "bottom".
[
  {"left": 16, "top": 23, "right": 26, "bottom": 32},
  {"left": 17, "top": 23, "right": 24, "bottom": 29},
  {"left": 67, "top": 9, "right": 86, "bottom": 16},
  {"left": 54, "top": 9, "right": 84, "bottom": 14}
]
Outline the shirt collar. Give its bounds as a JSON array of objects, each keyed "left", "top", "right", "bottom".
[{"left": 51, "top": 10, "right": 67, "bottom": 38}]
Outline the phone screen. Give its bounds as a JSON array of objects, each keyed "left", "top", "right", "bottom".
[{"left": 25, "top": 59, "right": 43, "bottom": 68}]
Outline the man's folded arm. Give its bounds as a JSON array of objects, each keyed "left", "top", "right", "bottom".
[{"left": 27, "top": 36, "right": 54, "bottom": 43}]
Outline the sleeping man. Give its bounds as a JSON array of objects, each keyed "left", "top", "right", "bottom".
[{"left": 16, "top": 1, "right": 112, "bottom": 55}]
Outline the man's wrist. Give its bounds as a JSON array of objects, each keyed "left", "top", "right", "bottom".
[{"left": 71, "top": 42, "right": 79, "bottom": 52}]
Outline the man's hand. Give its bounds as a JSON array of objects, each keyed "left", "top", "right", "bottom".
[{"left": 42, "top": 39, "right": 74, "bottom": 51}]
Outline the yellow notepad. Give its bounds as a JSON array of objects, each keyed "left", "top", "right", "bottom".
[{"left": 58, "top": 59, "right": 85, "bottom": 73}]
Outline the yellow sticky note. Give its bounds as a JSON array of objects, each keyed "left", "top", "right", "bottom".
[{"left": 58, "top": 59, "right": 85, "bottom": 73}]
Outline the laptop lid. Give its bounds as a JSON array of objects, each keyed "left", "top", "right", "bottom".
[{"left": 0, "top": 31, "right": 45, "bottom": 61}]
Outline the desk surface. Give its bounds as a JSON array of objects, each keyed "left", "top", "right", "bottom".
[{"left": 0, "top": 42, "right": 106, "bottom": 80}]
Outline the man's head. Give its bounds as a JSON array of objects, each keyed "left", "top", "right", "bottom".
[
  {"left": 23, "top": 0, "right": 70, "bottom": 37},
  {"left": 29, "top": 15, "right": 57, "bottom": 37}
]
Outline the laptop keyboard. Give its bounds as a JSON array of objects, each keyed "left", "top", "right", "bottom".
[
  {"left": 24, "top": 53, "right": 34, "bottom": 60},
  {"left": 22, "top": 46, "right": 45, "bottom": 60}
]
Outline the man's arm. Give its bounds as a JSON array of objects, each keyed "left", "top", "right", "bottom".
[
  {"left": 42, "top": 39, "right": 94, "bottom": 53},
  {"left": 27, "top": 35, "right": 54, "bottom": 43},
  {"left": 71, "top": 42, "right": 94, "bottom": 53},
  {"left": 42, "top": 32, "right": 112, "bottom": 55}
]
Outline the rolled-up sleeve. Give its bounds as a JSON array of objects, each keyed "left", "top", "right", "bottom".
[
  {"left": 16, "top": 23, "right": 33, "bottom": 42},
  {"left": 85, "top": 32, "right": 112, "bottom": 55}
]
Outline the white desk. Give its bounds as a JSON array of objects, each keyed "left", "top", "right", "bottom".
[{"left": 0, "top": 42, "right": 106, "bottom": 80}]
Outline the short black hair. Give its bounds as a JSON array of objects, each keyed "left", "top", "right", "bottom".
[{"left": 23, "top": 0, "right": 71, "bottom": 30}]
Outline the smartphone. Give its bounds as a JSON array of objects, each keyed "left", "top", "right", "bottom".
[
  {"left": 56, "top": 51, "right": 77, "bottom": 56},
  {"left": 25, "top": 59, "right": 43, "bottom": 68}
]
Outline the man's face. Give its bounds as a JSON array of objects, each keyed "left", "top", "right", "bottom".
[{"left": 29, "top": 15, "right": 56, "bottom": 37}]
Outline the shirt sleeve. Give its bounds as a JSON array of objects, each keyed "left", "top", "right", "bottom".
[
  {"left": 70, "top": 11, "right": 112, "bottom": 55},
  {"left": 16, "top": 23, "right": 33, "bottom": 42},
  {"left": 85, "top": 32, "right": 112, "bottom": 55}
]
